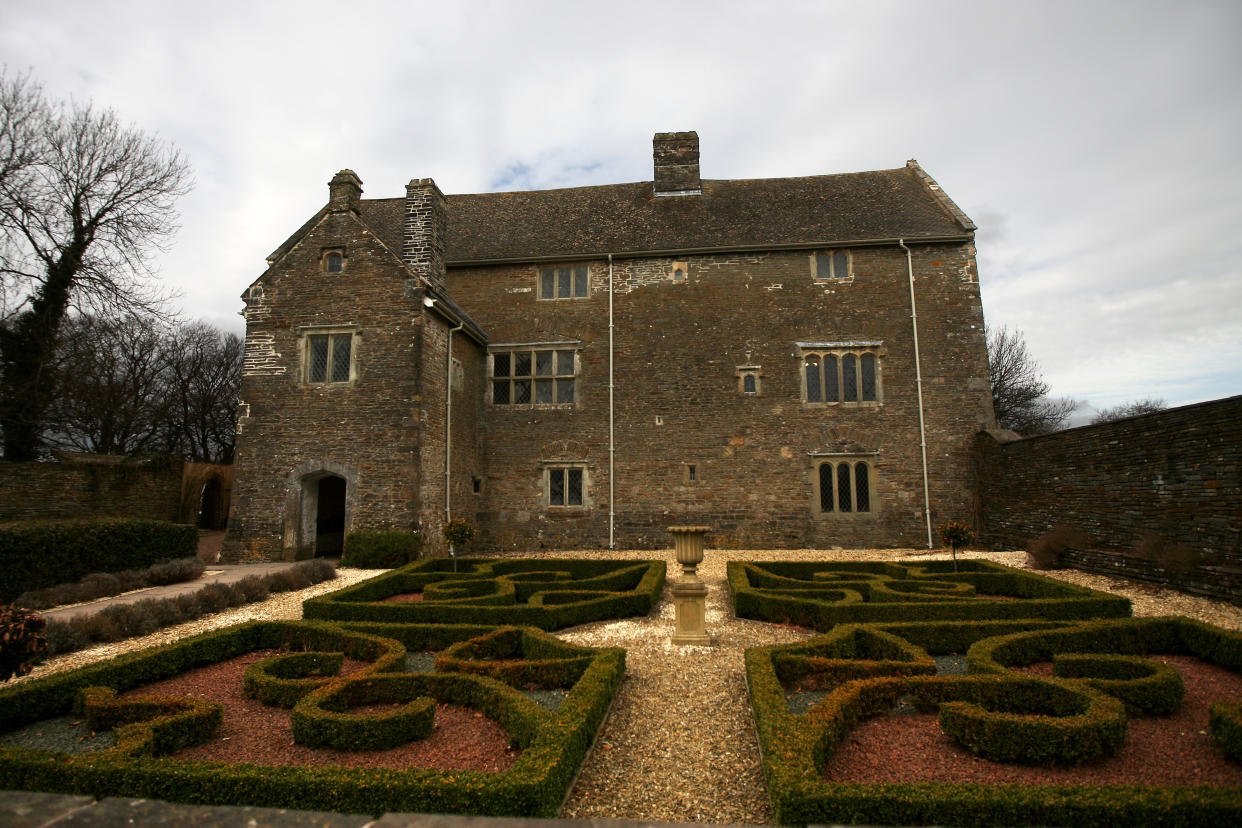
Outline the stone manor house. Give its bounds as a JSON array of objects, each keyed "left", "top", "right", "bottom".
[{"left": 223, "top": 132, "right": 996, "bottom": 561}]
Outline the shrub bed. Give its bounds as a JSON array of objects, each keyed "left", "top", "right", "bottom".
[
  {"left": 43, "top": 559, "right": 337, "bottom": 656},
  {"left": 729, "top": 560, "right": 1131, "bottom": 630},
  {"left": 0, "top": 593, "right": 628, "bottom": 817},
  {"left": 342, "top": 530, "right": 422, "bottom": 568},
  {"left": 14, "top": 558, "right": 205, "bottom": 611},
  {"left": 0, "top": 519, "right": 198, "bottom": 602},
  {"left": 746, "top": 613, "right": 1242, "bottom": 825},
  {"left": 304, "top": 558, "right": 665, "bottom": 631}
]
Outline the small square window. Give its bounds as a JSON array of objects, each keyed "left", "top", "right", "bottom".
[
  {"left": 323, "top": 249, "right": 344, "bottom": 273},
  {"left": 737, "top": 366, "right": 762, "bottom": 395},
  {"left": 304, "top": 330, "right": 355, "bottom": 385},
  {"left": 813, "top": 250, "right": 851, "bottom": 280},
  {"left": 546, "top": 466, "right": 585, "bottom": 508}
]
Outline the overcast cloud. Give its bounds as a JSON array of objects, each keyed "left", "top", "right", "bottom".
[{"left": 2, "top": 0, "right": 1239, "bottom": 413}]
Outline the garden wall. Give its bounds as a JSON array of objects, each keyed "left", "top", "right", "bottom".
[
  {"left": 975, "top": 395, "right": 1242, "bottom": 603},
  {"left": 0, "top": 454, "right": 185, "bottom": 524}
]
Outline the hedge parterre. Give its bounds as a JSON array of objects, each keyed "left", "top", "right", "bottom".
[
  {"left": 0, "top": 559, "right": 656, "bottom": 817},
  {"left": 742, "top": 564, "right": 1242, "bottom": 827},
  {"left": 303, "top": 557, "right": 665, "bottom": 630}
]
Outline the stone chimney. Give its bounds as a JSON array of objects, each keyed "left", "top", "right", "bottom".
[
  {"left": 403, "top": 178, "right": 447, "bottom": 291},
  {"left": 653, "top": 131, "right": 701, "bottom": 197},
  {"left": 328, "top": 169, "right": 362, "bottom": 213}
]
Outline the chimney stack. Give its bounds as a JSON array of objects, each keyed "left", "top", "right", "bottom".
[
  {"left": 403, "top": 178, "right": 447, "bottom": 291},
  {"left": 653, "top": 131, "right": 701, "bottom": 197},
  {"left": 328, "top": 169, "right": 362, "bottom": 213}
]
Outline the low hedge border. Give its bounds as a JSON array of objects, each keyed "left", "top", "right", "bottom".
[
  {"left": 729, "top": 560, "right": 1132, "bottom": 630},
  {"left": 243, "top": 651, "right": 347, "bottom": 708},
  {"left": 435, "top": 627, "right": 598, "bottom": 689},
  {"left": 80, "top": 687, "right": 223, "bottom": 758},
  {"left": 746, "top": 616, "right": 1242, "bottom": 825},
  {"left": 304, "top": 558, "right": 665, "bottom": 631},
  {"left": 0, "top": 613, "right": 627, "bottom": 817},
  {"left": 1211, "top": 702, "right": 1242, "bottom": 761},
  {"left": 966, "top": 615, "right": 1242, "bottom": 719},
  {"left": 290, "top": 676, "right": 437, "bottom": 751}
]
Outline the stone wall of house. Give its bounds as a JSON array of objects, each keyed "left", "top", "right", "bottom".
[
  {"left": 223, "top": 207, "right": 428, "bottom": 562},
  {"left": 976, "top": 396, "right": 1242, "bottom": 576},
  {"left": 0, "top": 456, "right": 184, "bottom": 524},
  {"left": 414, "top": 307, "right": 485, "bottom": 556},
  {"left": 448, "top": 241, "right": 994, "bottom": 551}
]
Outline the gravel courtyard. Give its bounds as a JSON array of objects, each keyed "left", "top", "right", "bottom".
[{"left": 12, "top": 547, "right": 1242, "bottom": 824}]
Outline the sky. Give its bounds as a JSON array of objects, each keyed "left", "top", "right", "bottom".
[{"left": 2, "top": 0, "right": 1240, "bottom": 416}]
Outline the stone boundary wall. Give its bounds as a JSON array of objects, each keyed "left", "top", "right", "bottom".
[
  {"left": 1060, "top": 547, "right": 1242, "bottom": 606},
  {"left": 0, "top": 456, "right": 184, "bottom": 525},
  {"left": 976, "top": 395, "right": 1242, "bottom": 602}
]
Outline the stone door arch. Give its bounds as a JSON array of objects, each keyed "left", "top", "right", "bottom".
[{"left": 284, "top": 460, "right": 357, "bottom": 560}]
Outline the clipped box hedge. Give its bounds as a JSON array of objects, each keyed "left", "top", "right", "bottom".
[
  {"left": 729, "top": 559, "right": 1131, "bottom": 630},
  {"left": 746, "top": 613, "right": 1242, "bottom": 825},
  {"left": 304, "top": 558, "right": 665, "bottom": 630},
  {"left": 0, "top": 611, "right": 626, "bottom": 817},
  {"left": 0, "top": 518, "right": 198, "bottom": 602}
]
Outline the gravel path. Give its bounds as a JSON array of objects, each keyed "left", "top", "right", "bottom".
[{"left": 9, "top": 548, "right": 1242, "bottom": 825}]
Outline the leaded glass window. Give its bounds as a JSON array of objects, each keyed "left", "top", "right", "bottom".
[
  {"left": 813, "top": 249, "right": 851, "bottom": 280},
  {"left": 801, "top": 348, "right": 881, "bottom": 404},
  {"left": 547, "top": 466, "right": 584, "bottom": 507},
  {"left": 306, "top": 332, "right": 353, "bottom": 384},
  {"left": 816, "top": 459, "right": 874, "bottom": 515},
  {"left": 538, "top": 265, "right": 589, "bottom": 299},
  {"left": 492, "top": 347, "right": 576, "bottom": 406}
]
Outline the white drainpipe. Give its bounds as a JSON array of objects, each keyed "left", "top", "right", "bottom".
[
  {"left": 899, "top": 239, "right": 935, "bottom": 549},
  {"left": 607, "top": 253, "right": 616, "bottom": 549},
  {"left": 445, "top": 318, "right": 465, "bottom": 525}
]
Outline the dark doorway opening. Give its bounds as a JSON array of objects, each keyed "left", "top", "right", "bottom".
[
  {"left": 315, "top": 475, "right": 346, "bottom": 557},
  {"left": 198, "top": 476, "right": 227, "bottom": 530}
]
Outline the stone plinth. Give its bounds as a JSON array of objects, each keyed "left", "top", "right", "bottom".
[{"left": 669, "top": 525, "right": 711, "bottom": 645}]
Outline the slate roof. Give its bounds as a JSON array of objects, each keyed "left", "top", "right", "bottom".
[{"left": 271, "top": 163, "right": 974, "bottom": 268}]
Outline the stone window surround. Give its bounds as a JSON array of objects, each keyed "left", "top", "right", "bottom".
[
  {"left": 540, "top": 461, "right": 588, "bottom": 509},
  {"left": 488, "top": 340, "right": 581, "bottom": 408},
  {"left": 797, "top": 341, "right": 883, "bottom": 406},
  {"left": 299, "top": 325, "right": 359, "bottom": 386},
  {"left": 809, "top": 451, "right": 878, "bottom": 518},
  {"left": 537, "top": 264, "right": 589, "bottom": 300},
  {"left": 811, "top": 249, "right": 852, "bottom": 280},
  {"left": 321, "top": 248, "right": 345, "bottom": 273},
  {"left": 736, "top": 364, "right": 762, "bottom": 395}
]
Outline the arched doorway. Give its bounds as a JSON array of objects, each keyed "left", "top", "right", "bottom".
[
  {"left": 284, "top": 460, "right": 356, "bottom": 560},
  {"left": 198, "top": 476, "right": 227, "bottom": 530},
  {"left": 314, "top": 475, "right": 346, "bottom": 557}
]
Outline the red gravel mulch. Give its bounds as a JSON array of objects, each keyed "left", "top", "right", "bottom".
[
  {"left": 824, "top": 655, "right": 1242, "bottom": 786},
  {"left": 123, "top": 650, "right": 518, "bottom": 771},
  {"left": 383, "top": 593, "right": 424, "bottom": 602}
]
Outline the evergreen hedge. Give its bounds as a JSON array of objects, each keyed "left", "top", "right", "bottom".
[
  {"left": 304, "top": 558, "right": 665, "bottom": 630},
  {"left": 746, "top": 613, "right": 1242, "bottom": 825},
  {"left": 0, "top": 519, "right": 198, "bottom": 602}
]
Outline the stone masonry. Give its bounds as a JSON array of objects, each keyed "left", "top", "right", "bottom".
[{"left": 224, "top": 133, "right": 995, "bottom": 560}]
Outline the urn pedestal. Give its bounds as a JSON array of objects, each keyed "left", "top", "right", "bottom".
[{"left": 669, "top": 525, "right": 711, "bottom": 646}]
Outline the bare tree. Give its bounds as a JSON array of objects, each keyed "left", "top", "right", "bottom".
[
  {"left": 986, "top": 324, "right": 1076, "bottom": 435},
  {"left": 161, "top": 322, "right": 243, "bottom": 463},
  {"left": 45, "top": 316, "right": 241, "bottom": 463},
  {"left": 0, "top": 69, "right": 191, "bottom": 459},
  {"left": 45, "top": 314, "right": 171, "bottom": 455},
  {"left": 1091, "top": 398, "right": 1167, "bottom": 425}
]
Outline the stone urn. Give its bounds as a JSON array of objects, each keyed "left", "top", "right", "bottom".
[
  {"left": 668, "top": 525, "right": 711, "bottom": 646},
  {"left": 669, "top": 525, "right": 711, "bottom": 581}
]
